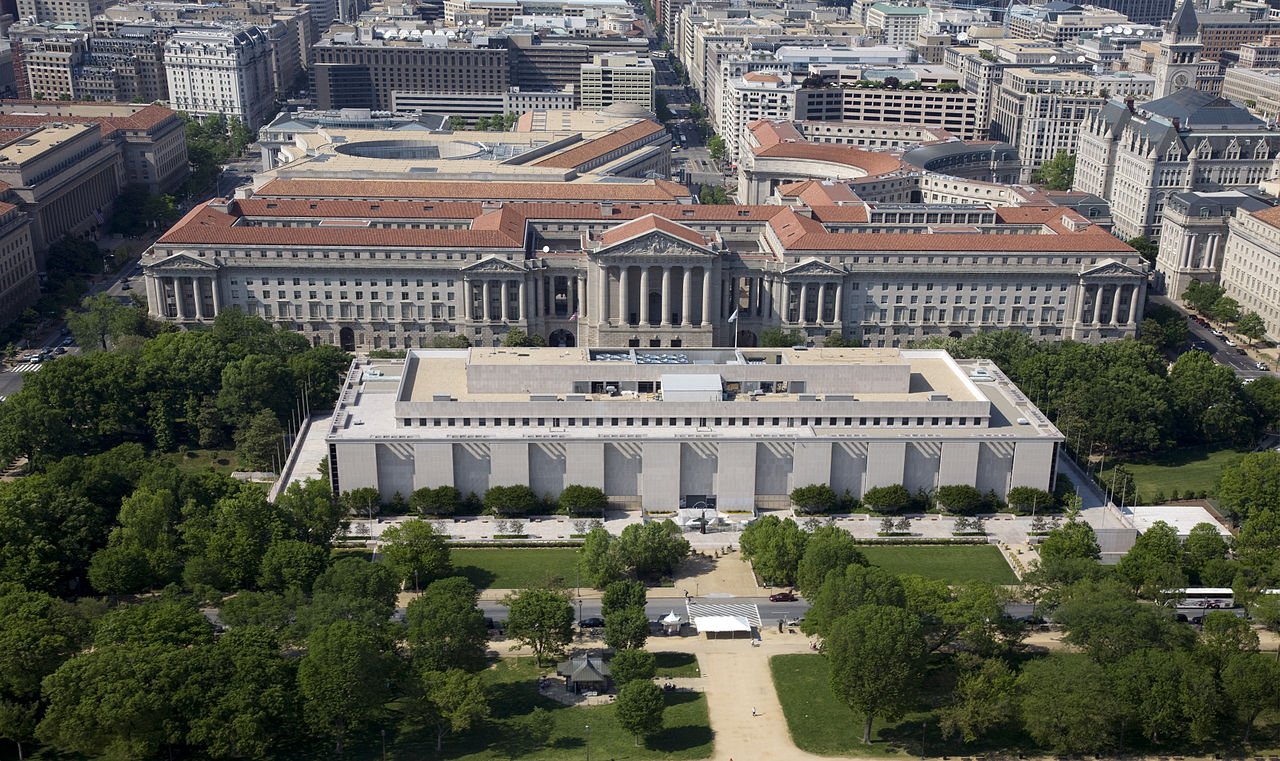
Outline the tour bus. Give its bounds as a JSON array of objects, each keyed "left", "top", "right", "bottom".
[{"left": 1175, "top": 587, "right": 1235, "bottom": 608}]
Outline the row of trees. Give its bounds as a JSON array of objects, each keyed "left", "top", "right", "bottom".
[
  {"left": 788, "top": 483, "right": 1057, "bottom": 516},
  {"left": 375, "top": 483, "right": 610, "bottom": 519},
  {"left": 0, "top": 308, "right": 350, "bottom": 469},
  {"left": 1183, "top": 279, "right": 1266, "bottom": 344},
  {"left": 912, "top": 330, "right": 1280, "bottom": 454}
]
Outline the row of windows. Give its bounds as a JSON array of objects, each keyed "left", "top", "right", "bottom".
[{"left": 403, "top": 414, "right": 987, "bottom": 428}]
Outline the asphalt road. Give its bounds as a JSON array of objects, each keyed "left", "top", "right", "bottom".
[
  {"left": 1183, "top": 318, "right": 1266, "bottom": 377},
  {"left": 468, "top": 597, "right": 811, "bottom": 628}
]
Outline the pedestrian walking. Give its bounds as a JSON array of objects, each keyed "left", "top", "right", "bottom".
[{"left": 752, "top": 706, "right": 756, "bottom": 717}]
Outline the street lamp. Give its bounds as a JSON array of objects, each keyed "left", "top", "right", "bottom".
[{"left": 585, "top": 725, "right": 590, "bottom": 761}]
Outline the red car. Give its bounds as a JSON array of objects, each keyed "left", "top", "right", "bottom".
[{"left": 769, "top": 591, "right": 797, "bottom": 602}]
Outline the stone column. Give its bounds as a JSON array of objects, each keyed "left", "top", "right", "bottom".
[
  {"left": 640, "top": 266, "right": 651, "bottom": 325},
  {"left": 502, "top": 280, "right": 513, "bottom": 322},
  {"left": 700, "top": 266, "right": 712, "bottom": 327},
  {"left": 800, "top": 282, "right": 810, "bottom": 324},
  {"left": 680, "top": 267, "right": 692, "bottom": 326},
  {"left": 762, "top": 276, "right": 773, "bottom": 321},
  {"left": 192, "top": 279, "right": 205, "bottom": 320},
  {"left": 1091, "top": 285, "right": 1103, "bottom": 325},
  {"left": 1185, "top": 233, "right": 1197, "bottom": 269},
  {"left": 210, "top": 276, "right": 222, "bottom": 317},
  {"left": 729, "top": 277, "right": 738, "bottom": 318},
  {"left": 518, "top": 280, "right": 527, "bottom": 321},
  {"left": 174, "top": 277, "right": 187, "bottom": 319},
  {"left": 834, "top": 281, "right": 843, "bottom": 323},
  {"left": 619, "top": 266, "right": 630, "bottom": 324},
  {"left": 1127, "top": 284, "right": 1139, "bottom": 324},
  {"left": 660, "top": 266, "right": 672, "bottom": 326},
  {"left": 463, "top": 279, "right": 472, "bottom": 321},
  {"left": 577, "top": 275, "right": 586, "bottom": 319},
  {"left": 483, "top": 281, "right": 493, "bottom": 322},
  {"left": 600, "top": 265, "right": 611, "bottom": 325},
  {"left": 1110, "top": 284, "right": 1122, "bottom": 325}
]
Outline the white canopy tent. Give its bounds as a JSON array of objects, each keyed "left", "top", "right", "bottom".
[{"left": 686, "top": 600, "right": 761, "bottom": 639}]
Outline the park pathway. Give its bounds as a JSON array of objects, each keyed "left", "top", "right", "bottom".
[{"left": 657, "top": 632, "right": 829, "bottom": 761}]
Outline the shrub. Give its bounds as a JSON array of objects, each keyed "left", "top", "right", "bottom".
[
  {"left": 483, "top": 484, "right": 540, "bottom": 516},
  {"left": 559, "top": 484, "right": 607, "bottom": 516},
  {"left": 410, "top": 485, "right": 461, "bottom": 516},
  {"left": 791, "top": 483, "right": 837, "bottom": 514},
  {"left": 1006, "top": 486, "right": 1055, "bottom": 513},
  {"left": 935, "top": 484, "right": 983, "bottom": 514},
  {"left": 863, "top": 484, "right": 911, "bottom": 514}
]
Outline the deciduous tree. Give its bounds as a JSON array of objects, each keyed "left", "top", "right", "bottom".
[
  {"left": 795, "top": 524, "right": 866, "bottom": 599},
  {"left": 1222, "top": 652, "right": 1280, "bottom": 742},
  {"left": 804, "top": 564, "right": 905, "bottom": 638},
  {"left": 739, "top": 515, "right": 807, "bottom": 586},
  {"left": 405, "top": 576, "right": 489, "bottom": 672},
  {"left": 615, "top": 680, "right": 665, "bottom": 746},
  {"left": 604, "top": 605, "right": 649, "bottom": 651},
  {"left": 503, "top": 583, "right": 573, "bottom": 665},
  {"left": 297, "top": 621, "right": 394, "bottom": 754},
  {"left": 826, "top": 605, "right": 925, "bottom": 744},
  {"left": 609, "top": 648, "right": 656, "bottom": 686},
  {"left": 378, "top": 519, "right": 452, "bottom": 591},
  {"left": 1019, "top": 654, "right": 1117, "bottom": 754},
  {"left": 408, "top": 668, "right": 489, "bottom": 752}
]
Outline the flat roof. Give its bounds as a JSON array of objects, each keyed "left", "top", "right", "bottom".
[
  {"left": 1130, "top": 505, "right": 1231, "bottom": 536},
  {"left": 0, "top": 122, "right": 95, "bottom": 164},
  {"left": 325, "top": 348, "right": 1063, "bottom": 444}
]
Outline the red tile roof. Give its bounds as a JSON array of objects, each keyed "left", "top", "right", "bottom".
[
  {"left": 747, "top": 119, "right": 804, "bottom": 148},
  {"left": 754, "top": 143, "right": 904, "bottom": 177},
  {"left": 534, "top": 120, "right": 665, "bottom": 169},
  {"left": 254, "top": 178, "right": 687, "bottom": 202},
  {"left": 156, "top": 195, "right": 1129, "bottom": 256},
  {"left": 598, "top": 214, "right": 710, "bottom": 248},
  {"left": 1250, "top": 205, "right": 1280, "bottom": 228}
]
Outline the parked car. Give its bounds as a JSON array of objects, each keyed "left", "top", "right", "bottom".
[
  {"left": 1212, "top": 329, "right": 1224, "bottom": 337},
  {"left": 1237, "top": 348, "right": 1248, "bottom": 356},
  {"left": 769, "top": 591, "right": 798, "bottom": 602},
  {"left": 578, "top": 617, "right": 605, "bottom": 629},
  {"left": 1225, "top": 338, "right": 1237, "bottom": 347},
  {"left": 1257, "top": 361, "right": 1270, "bottom": 371}
]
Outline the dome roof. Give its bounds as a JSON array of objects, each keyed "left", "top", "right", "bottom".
[{"left": 598, "top": 101, "right": 657, "bottom": 121}]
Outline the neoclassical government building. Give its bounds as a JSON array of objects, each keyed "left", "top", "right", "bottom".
[{"left": 144, "top": 116, "right": 1148, "bottom": 350}]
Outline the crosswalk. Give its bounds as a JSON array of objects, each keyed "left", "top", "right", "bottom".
[
  {"left": 9, "top": 363, "right": 43, "bottom": 373},
  {"left": 685, "top": 600, "right": 763, "bottom": 627}
]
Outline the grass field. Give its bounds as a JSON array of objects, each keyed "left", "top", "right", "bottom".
[
  {"left": 417, "top": 657, "right": 713, "bottom": 761},
  {"left": 653, "top": 652, "right": 701, "bottom": 678},
  {"left": 1098, "top": 444, "right": 1246, "bottom": 502},
  {"left": 451, "top": 548, "right": 581, "bottom": 589},
  {"left": 858, "top": 545, "right": 1016, "bottom": 585},
  {"left": 770, "top": 654, "right": 1036, "bottom": 757}
]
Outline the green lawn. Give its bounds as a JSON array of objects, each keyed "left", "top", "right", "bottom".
[
  {"left": 858, "top": 545, "right": 1016, "bottom": 585},
  {"left": 770, "top": 654, "right": 1034, "bottom": 757},
  {"left": 451, "top": 548, "right": 581, "bottom": 589},
  {"left": 652, "top": 651, "right": 701, "bottom": 678},
  {"left": 1098, "top": 444, "right": 1246, "bottom": 502},
  {"left": 411, "top": 657, "right": 713, "bottom": 761}
]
